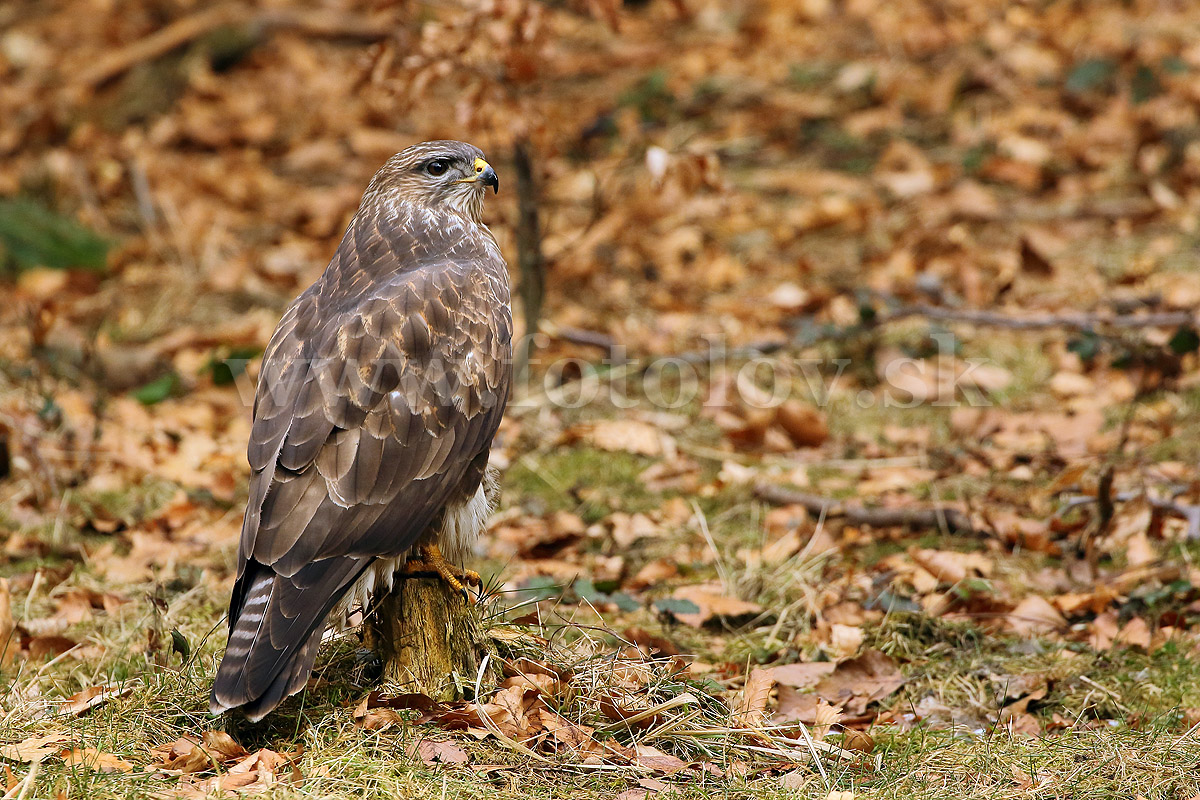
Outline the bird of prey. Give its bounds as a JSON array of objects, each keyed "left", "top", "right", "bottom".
[{"left": 210, "top": 140, "right": 511, "bottom": 721}]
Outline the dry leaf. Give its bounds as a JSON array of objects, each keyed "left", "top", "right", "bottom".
[
  {"left": 812, "top": 650, "right": 904, "bottom": 717},
  {"left": 666, "top": 585, "right": 763, "bottom": 627},
  {"left": 26, "top": 635, "right": 77, "bottom": 661},
  {"left": 59, "top": 683, "right": 131, "bottom": 717},
  {"left": 909, "top": 548, "right": 992, "bottom": 586},
  {"left": 567, "top": 420, "right": 669, "bottom": 457},
  {"left": 153, "top": 730, "right": 249, "bottom": 774},
  {"left": 615, "top": 790, "right": 654, "bottom": 800},
  {"left": 732, "top": 668, "right": 774, "bottom": 726},
  {"left": 623, "top": 627, "right": 680, "bottom": 657},
  {"left": 406, "top": 738, "right": 469, "bottom": 765},
  {"left": 1089, "top": 610, "right": 1120, "bottom": 651},
  {"left": 198, "top": 731, "right": 247, "bottom": 764},
  {"left": 1006, "top": 596, "right": 1066, "bottom": 636},
  {"left": 626, "top": 559, "right": 678, "bottom": 591},
  {"left": 608, "top": 512, "right": 662, "bottom": 549},
  {"left": 353, "top": 692, "right": 434, "bottom": 732},
  {"left": 168, "top": 745, "right": 298, "bottom": 798},
  {"left": 61, "top": 747, "right": 133, "bottom": 773},
  {"left": 775, "top": 401, "right": 828, "bottom": 448},
  {"left": 759, "top": 529, "right": 804, "bottom": 566},
  {"left": 810, "top": 698, "right": 844, "bottom": 740},
  {"left": 0, "top": 734, "right": 70, "bottom": 763},
  {"left": 632, "top": 744, "right": 688, "bottom": 775},
  {"left": 780, "top": 770, "right": 809, "bottom": 790},
  {"left": 769, "top": 662, "right": 837, "bottom": 689},
  {"left": 1117, "top": 617, "right": 1152, "bottom": 650},
  {"left": 776, "top": 686, "right": 819, "bottom": 724},
  {"left": 1126, "top": 532, "right": 1157, "bottom": 568},
  {"left": 1049, "top": 372, "right": 1093, "bottom": 399}
]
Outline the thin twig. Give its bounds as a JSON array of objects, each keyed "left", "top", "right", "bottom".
[
  {"left": 10, "top": 761, "right": 37, "bottom": 800},
  {"left": 876, "top": 303, "right": 1195, "bottom": 332},
  {"left": 754, "top": 483, "right": 976, "bottom": 534},
  {"left": 550, "top": 325, "right": 618, "bottom": 352}
]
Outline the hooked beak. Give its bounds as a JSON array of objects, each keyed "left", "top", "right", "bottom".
[{"left": 467, "top": 157, "right": 499, "bottom": 194}]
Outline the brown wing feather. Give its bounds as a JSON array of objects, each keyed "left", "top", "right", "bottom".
[{"left": 211, "top": 199, "right": 511, "bottom": 720}]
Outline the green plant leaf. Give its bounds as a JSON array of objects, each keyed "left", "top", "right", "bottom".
[
  {"left": 169, "top": 629, "right": 190, "bottom": 661},
  {"left": 0, "top": 198, "right": 110, "bottom": 272},
  {"left": 207, "top": 346, "right": 261, "bottom": 385},
  {"left": 1131, "top": 64, "right": 1162, "bottom": 104},
  {"left": 1065, "top": 58, "right": 1116, "bottom": 94},
  {"left": 132, "top": 373, "right": 179, "bottom": 405},
  {"left": 654, "top": 597, "right": 701, "bottom": 617},
  {"left": 1169, "top": 326, "right": 1199, "bottom": 355}
]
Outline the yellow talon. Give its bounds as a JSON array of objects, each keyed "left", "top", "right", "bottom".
[{"left": 404, "top": 544, "right": 481, "bottom": 597}]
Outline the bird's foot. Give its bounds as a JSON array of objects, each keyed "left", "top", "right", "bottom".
[{"left": 404, "top": 544, "right": 481, "bottom": 600}]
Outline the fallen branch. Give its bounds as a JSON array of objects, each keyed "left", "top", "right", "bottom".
[
  {"left": 77, "top": 4, "right": 394, "bottom": 88},
  {"left": 513, "top": 300, "right": 1193, "bottom": 411},
  {"left": 550, "top": 325, "right": 618, "bottom": 352},
  {"left": 531, "top": 303, "right": 1189, "bottom": 379},
  {"left": 1062, "top": 489, "right": 1200, "bottom": 540},
  {"left": 754, "top": 483, "right": 975, "bottom": 535},
  {"left": 877, "top": 304, "right": 1195, "bottom": 333}
]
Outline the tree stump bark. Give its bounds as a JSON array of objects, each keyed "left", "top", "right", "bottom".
[{"left": 364, "top": 576, "right": 498, "bottom": 701}]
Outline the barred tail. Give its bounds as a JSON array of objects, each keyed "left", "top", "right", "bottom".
[{"left": 209, "top": 558, "right": 362, "bottom": 720}]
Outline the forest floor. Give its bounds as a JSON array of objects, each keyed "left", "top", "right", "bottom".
[{"left": 4, "top": 0, "right": 1200, "bottom": 798}]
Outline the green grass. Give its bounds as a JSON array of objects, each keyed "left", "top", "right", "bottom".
[{"left": 505, "top": 446, "right": 663, "bottom": 521}]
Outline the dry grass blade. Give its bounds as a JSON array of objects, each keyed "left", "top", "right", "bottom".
[{"left": 595, "top": 692, "right": 700, "bottom": 734}]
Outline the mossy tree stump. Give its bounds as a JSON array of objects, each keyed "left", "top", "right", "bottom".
[{"left": 364, "top": 576, "right": 498, "bottom": 701}]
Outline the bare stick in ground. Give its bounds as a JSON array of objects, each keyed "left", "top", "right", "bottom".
[
  {"left": 755, "top": 483, "right": 976, "bottom": 535},
  {"left": 365, "top": 577, "right": 498, "bottom": 701},
  {"left": 513, "top": 138, "right": 546, "bottom": 383}
]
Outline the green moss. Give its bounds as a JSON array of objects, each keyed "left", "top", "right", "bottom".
[{"left": 504, "top": 446, "right": 661, "bottom": 521}]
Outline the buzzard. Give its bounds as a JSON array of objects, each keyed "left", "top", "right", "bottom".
[{"left": 210, "top": 140, "right": 511, "bottom": 720}]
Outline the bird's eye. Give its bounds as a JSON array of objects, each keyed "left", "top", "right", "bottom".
[{"left": 426, "top": 159, "right": 450, "bottom": 176}]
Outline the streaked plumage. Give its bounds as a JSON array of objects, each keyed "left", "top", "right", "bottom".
[{"left": 210, "top": 141, "right": 511, "bottom": 721}]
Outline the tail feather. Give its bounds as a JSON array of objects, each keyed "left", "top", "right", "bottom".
[
  {"left": 237, "top": 634, "right": 322, "bottom": 722},
  {"left": 210, "top": 558, "right": 364, "bottom": 718}
]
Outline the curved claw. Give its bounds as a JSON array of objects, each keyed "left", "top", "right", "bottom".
[{"left": 405, "top": 544, "right": 480, "bottom": 601}]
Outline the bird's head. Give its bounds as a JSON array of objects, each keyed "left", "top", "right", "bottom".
[{"left": 368, "top": 140, "right": 499, "bottom": 222}]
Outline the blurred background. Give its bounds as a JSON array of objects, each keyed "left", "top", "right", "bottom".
[
  {"left": 5, "top": 0, "right": 1200, "bottom": 789},
  {"left": 4, "top": 0, "right": 1200, "bottom": 584},
  {"left": 6, "top": 0, "right": 1198, "bottom": 382}
]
